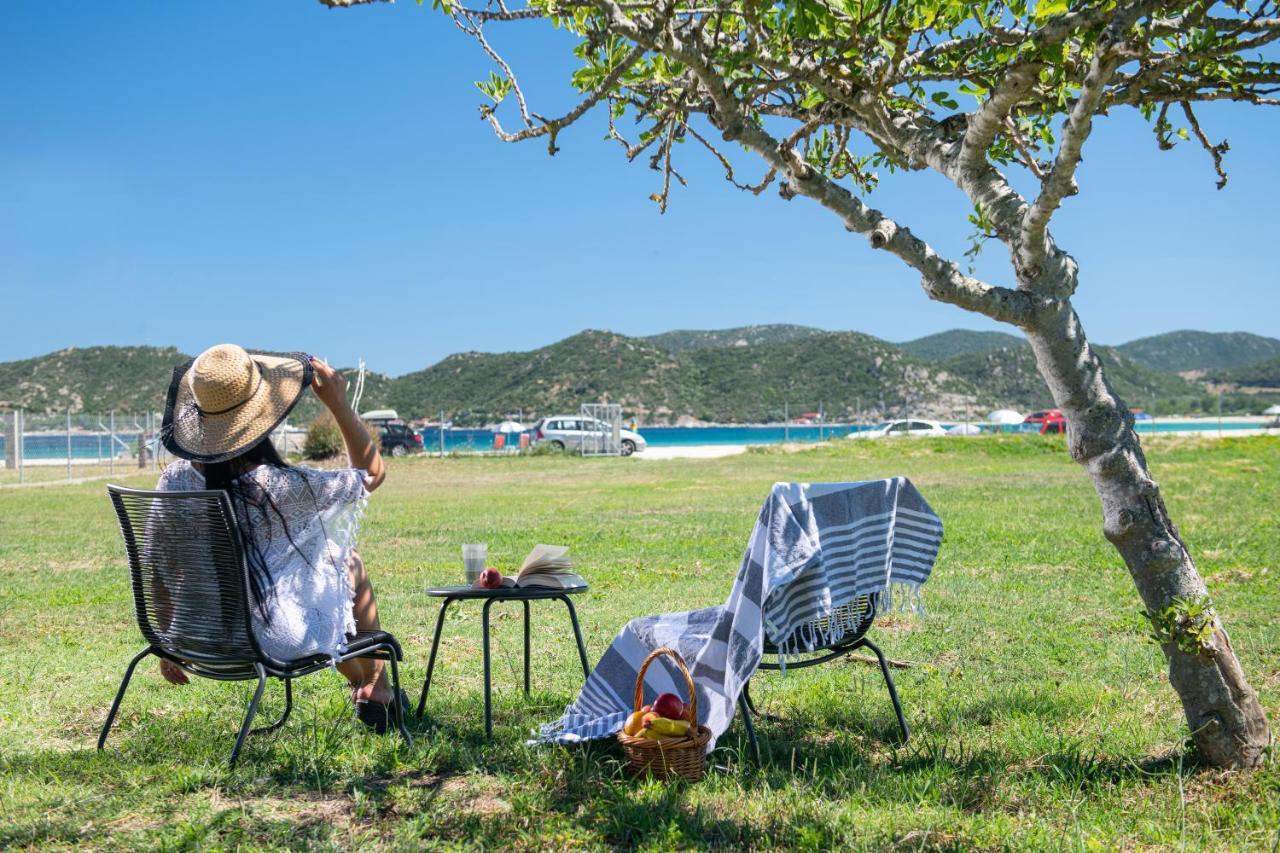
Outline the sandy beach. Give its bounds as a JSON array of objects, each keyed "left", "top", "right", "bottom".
[{"left": 637, "top": 444, "right": 749, "bottom": 460}]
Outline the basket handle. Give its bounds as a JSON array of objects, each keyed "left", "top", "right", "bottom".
[{"left": 633, "top": 646, "right": 697, "bottom": 724}]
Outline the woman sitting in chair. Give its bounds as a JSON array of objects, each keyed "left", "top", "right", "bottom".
[{"left": 156, "top": 343, "right": 405, "bottom": 732}]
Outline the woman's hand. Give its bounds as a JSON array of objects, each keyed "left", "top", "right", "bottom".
[
  {"left": 309, "top": 357, "right": 350, "bottom": 414},
  {"left": 159, "top": 660, "right": 189, "bottom": 686}
]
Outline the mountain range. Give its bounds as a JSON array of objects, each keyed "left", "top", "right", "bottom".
[{"left": 2, "top": 327, "right": 1277, "bottom": 424}]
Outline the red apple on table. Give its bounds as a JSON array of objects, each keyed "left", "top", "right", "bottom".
[
  {"left": 652, "top": 692, "right": 686, "bottom": 721},
  {"left": 478, "top": 567, "right": 503, "bottom": 589}
]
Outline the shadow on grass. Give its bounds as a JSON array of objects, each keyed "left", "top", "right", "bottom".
[{"left": 0, "top": 685, "right": 1198, "bottom": 849}]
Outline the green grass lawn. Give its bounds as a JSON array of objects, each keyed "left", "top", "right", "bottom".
[{"left": 1, "top": 436, "right": 1277, "bottom": 849}]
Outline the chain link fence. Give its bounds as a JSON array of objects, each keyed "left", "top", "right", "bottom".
[{"left": 0, "top": 410, "right": 303, "bottom": 486}]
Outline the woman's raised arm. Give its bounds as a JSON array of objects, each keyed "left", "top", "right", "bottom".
[{"left": 309, "top": 357, "right": 386, "bottom": 492}]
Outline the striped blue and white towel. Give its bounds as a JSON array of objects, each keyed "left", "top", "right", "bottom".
[{"left": 534, "top": 478, "right": 943, "bottom": 749}]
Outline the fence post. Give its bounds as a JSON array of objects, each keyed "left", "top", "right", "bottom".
[
  {"left": 440, "top": 411, "right": 446, "bottom": 456},
  {"left": 109, "top": 411, "right": 116, "bottom": 474},
  {"left": 15, "top": 410, "right": 24, "bottom": 483},
  {"left": 783, "top": 401, "right": 789, "bottom": 443},
  {"left": 67, "top": 410, "right": 73, "bottom": 481},
  {"left": 3, "top": 410, "right": 18, "bottom": 477}
]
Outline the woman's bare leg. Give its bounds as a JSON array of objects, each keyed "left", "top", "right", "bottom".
[{"left": 336, "top": 551, "right": 393, "bottom": 704}]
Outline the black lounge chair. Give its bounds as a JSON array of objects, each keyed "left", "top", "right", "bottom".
[
  {"left": 99, "top": 485, "right": 412, "bottom": 767},
  {"left": 737, "top": 595, "right": 908, "bottom": 763}
]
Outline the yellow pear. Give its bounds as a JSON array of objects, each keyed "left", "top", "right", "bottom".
[{"left": 622, "top": 711, "right": 646, "bottom": 737}]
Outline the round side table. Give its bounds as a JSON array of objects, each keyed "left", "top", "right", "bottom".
[{"left": 416, "top": 584, "right": 591, "bottom": 737}]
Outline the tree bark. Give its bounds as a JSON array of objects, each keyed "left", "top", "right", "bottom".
[{"left": 1022, "top": 300, "right": 1271, "bottom": 768}]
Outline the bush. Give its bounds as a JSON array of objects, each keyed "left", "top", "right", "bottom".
[
  {"left": 363, "top": 421, "right": 382, "bottom": 456},
  {"left": 303, "top": 413, "right": 343, "bottom": 460}
]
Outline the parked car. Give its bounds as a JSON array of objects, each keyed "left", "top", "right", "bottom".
[
  {"left": 1023, "top": 409, "right": 1067, "bottom": 434},
  {"left": 377, "top": 422, "right": 424, "bottom": 456},
  {"left": 531, "top": 416, "right": 647, "bottom": 455},
  {"left": 848, "top": 419, "right": 948, "bottom": 439}
]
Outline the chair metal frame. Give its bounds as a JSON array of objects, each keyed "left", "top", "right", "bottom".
[
  {"left": 736, "top": 595, "right": 908, "bottom": 764},
  {"left": 100, "top": 485, "right": 412, "bottom": 767}
]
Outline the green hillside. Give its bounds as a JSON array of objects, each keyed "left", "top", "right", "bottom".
[
  {"left": 1115, "top": 330, "right": 1280, "bottom": 373},
  {"left": 685, "top": 332, "right": 971, "bottom": 421},
  {"left": 900, "top": 329, "right": 1025, "bottom": 361},
  {"left": 1205, "top": 356, "right": 1280, "bottom": 388},
  {"left": 3, "top": 330, "right": 1262, "bottom": 424},
  {"left": 941, "top": 345, "right": 1204, "bottom": 411},
  {"left": 0, "top": 346, "right": 190, "bottom": 414},
  {"left": 645, "top": 324, "right": 822, "bottom": 353},
  {"left": 387, "top": 331, "right": 696, "bottom": 422}
]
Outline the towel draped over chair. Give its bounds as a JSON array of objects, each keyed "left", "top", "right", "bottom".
[{"left": 534, "top": 477, "right": 943, "bottom": 749}]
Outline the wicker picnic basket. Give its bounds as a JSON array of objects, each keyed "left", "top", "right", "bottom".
[{"left": 616, "top": 647, "right": 712, "bottom": 781}]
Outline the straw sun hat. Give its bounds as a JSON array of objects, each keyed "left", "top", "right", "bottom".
[{"left": 162, "top": 344, "right": 313, "bottom": 463}]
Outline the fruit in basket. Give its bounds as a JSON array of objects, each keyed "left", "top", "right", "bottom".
[
  {"left": 478, "top": 567, "right": 503, "bottom": 589},
  {"left": 622, "top": 711, "right": 646, "bottom": 737},
  {"left": 652, "top": 692, "right": 686, "bottom": 721},
  {"left": 643, "top": 716, "right": 692, "bottom": 739}
]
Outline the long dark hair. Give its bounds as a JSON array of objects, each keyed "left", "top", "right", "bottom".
[{"left": 202, "top": 437, "right": 300, "bottom": 620}]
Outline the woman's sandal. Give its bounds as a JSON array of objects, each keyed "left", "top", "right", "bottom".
[{"left": 356, "top": 688, "right": 410, "bottom": 735}]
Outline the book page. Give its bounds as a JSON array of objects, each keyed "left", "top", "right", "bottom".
[{"left": 518, "top": 544, "right": 571, "bottom": 578}]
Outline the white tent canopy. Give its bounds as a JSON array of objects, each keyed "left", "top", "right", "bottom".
[
  {"left": 987, "top": 409, "right": 1024, "bottom": 425},
  {"left": 495, "top": 420, "right": 526, "bottom": 432},
  {"left": 1264, "top": 405, "right": 1280, "bottom": 416}
]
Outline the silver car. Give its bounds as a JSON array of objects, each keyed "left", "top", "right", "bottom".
[{"left": 532, "top": 416, "right": 647, "bottom": 455}]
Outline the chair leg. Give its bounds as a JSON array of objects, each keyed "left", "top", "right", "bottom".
[
  {"left": 862, "top": 637, "right": 909, "bottom": 743},
  {"left": 250, "top": 678, "right": 293, "bottom": 736},
  {"left": 737, "top": 691, "right": 761, "bottom": 765},
  {"left": 228, "top": 664, "right": 268, "bottom": 768},
  {"left": 97, "top": 648, "right": 153, "bottom": 751},
  {"left": 383, "top": 645, "right": 414, "bottom": 747},
  {"left": 742, "top": 679, "right": 760, "bottom": 715}
]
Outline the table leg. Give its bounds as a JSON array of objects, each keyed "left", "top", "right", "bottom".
[
  {"left": 559, "top": 595, "right": 591, "bottom": 679},
  {"left": 523, "top": 600, "right": 531, "bottom": 696},
  {"left": 416, "top": 597, "right": 455, "bottom": 720},
  {"left": 482, "top": 598, "right": 496, "bottom": 738}
]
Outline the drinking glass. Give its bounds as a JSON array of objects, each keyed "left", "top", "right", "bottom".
[{"left": 462, "top": 543, "right": 487, "bottom": 584}]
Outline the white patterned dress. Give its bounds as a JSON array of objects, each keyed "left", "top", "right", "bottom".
[{"left": 156, "top": 459, "right": 369, "bottom": 662}]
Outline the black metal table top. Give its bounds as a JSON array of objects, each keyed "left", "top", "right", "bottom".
[{"left": 425, "top": 583, "right": 588, "bottom": 599}]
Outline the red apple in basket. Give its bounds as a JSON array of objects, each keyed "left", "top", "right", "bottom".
[
  {"left": 478, "top": 567, "right": 503, "bottom": 589},
  {"left": 652, "top": 692, "right": 686, "bottom": 721}
]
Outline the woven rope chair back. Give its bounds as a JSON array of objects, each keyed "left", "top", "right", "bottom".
[
  {"left": 108, "top": 486, "right": 261, "bottom": 665},
  {"left": 763, "top": 594, "right": 876, "bottom": 654}
]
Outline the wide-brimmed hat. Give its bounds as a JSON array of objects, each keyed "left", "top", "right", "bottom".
[{"left": 162, "top": 344, "right": 312, "bottom": 463}]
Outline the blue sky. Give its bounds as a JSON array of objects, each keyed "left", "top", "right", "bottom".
[{"left": 2, "top": 1, "right": 1277, "bottom": 375}]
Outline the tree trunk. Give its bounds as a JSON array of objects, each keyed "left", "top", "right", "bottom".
[{"left": 1023, "top": 301, "right": 1271, "bottom": 768}]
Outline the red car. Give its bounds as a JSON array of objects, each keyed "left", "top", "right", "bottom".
[{"left": 1024, "top": 409, "right": 1066, "bottom": 434}]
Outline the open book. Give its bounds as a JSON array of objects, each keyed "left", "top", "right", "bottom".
[{"left": 476, "top": 544, "right": 586, "bottom": 590}]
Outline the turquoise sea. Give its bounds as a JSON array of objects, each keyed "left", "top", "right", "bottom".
[
  {"left": 416, "top": 420, "right": 1266, "bottom": 453},
  {"left": 2, "top": 420, "right": 1267, "bottom": 461}
]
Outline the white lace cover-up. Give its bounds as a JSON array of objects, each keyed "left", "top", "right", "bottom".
[{"left": 156, "top": 460, "right": 369, "bottom": 663}]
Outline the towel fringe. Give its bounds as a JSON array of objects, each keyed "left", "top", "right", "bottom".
[{"left": 776, "top": 583, "right": 924, "bottom": 670}]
